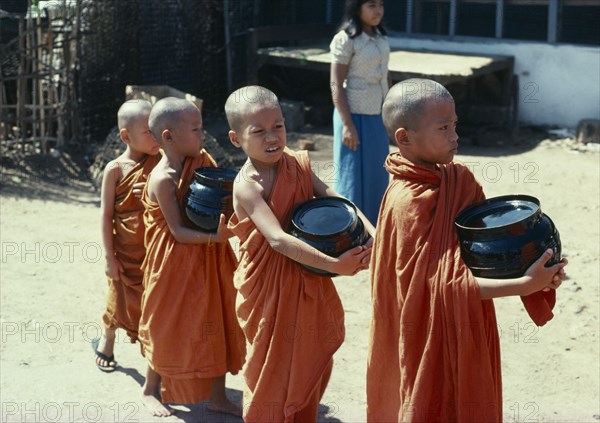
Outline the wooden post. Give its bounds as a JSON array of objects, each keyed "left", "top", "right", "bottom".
[
  {"left": 47, "top": 25, "right": 62, "bottom": 149},
  {"left": 0, "top": 80, "right": 6, "bottom": 141},
  {"left": 29, "top": 1, "right": 39, "bottom": 149},
  {"left": 37, "top": 11, "right": 47, "bottom": 153},
  {"left": 17, "top": 17, "right": 27, "bottom": 149},
  {"left": 61, "top": 3, "right": 73, "bottom": 144},
  {"left": 70, "top": 0, "right": 82, "bottom": 141}
]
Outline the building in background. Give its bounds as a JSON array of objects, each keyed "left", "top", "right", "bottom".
[{"left": 261, "top": 0, "right": 599, "bottom": 128}]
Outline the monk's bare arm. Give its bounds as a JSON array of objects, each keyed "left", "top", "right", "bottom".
[
  {"left": 311, "top": 169, "right": 376, "bottom": 239},
  {"left": 100, "top": 161, "right": 122, "bottom": 280},
  {"left": 476, "top": 276, "right": 529, "bottom": 300},
  {"left": 235, "top": 177, "right": 369, "bottom": 276},
  {"left": 150, "top": 173, "right": 218, "bottom": 244},
  {"left": 477, "top": 249, "right": 568, "bottom": 300}
]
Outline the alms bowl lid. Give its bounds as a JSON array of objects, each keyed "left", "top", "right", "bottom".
[
  {"left": 192, "top": 167, "right": 238, "bottom": 189},
  {"left": 455, "top": 194, "right": 541, "bottom": 231},
  {"left": 291, "top": 196, "right": 358, "bottom": 237},
  {"left": 193, "top": 167, "right": 238, "bottom": 181}
]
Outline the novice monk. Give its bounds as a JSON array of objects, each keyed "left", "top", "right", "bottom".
[
  {"left": 94, "top": 99, "right": 161, "bottom": 372},
  {"left": 225, "top": 85, "right": 375, "bottom": 423},
  {"left": 366, "top": 79, "right": 568, "bottom": 422},
  {"left": 138, "top": 97, "right": 245, "bottom": 417}
]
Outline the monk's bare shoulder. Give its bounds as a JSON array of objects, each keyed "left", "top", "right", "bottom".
[
  {"left": 102, "top": 158, "right": 125, "bottom": 187},
  {"left": 146, "top": 164, "right": 177, "bottom": 202},
  {"left": 103, "top": 154, "right": 139, "bottom": 182},
  {"left": 234, "top": 162, "right": 266, "bottom": 202},
  {"left": 232, "top": 161, "right": 270, "bottom": 220}
]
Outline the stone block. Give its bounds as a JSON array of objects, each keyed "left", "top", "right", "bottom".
[
  {"left": 576, "top": 119, "right": 600, "bottom": 144},
  {"left": 298, "top": 139, "right": 315, "bottom": 151},
  {"left": 280, "top": 99, "right": 305, "bottom": 132}
]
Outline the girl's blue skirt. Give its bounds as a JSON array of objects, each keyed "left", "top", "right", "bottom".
[{"left": 333, "top": 109, "right": 390, "bottom": 225}]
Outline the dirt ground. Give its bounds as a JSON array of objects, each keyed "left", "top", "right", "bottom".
[{"left": 1, "top": 123, "right": 599, "bottom": 423}]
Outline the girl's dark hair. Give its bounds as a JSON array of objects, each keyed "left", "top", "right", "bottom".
[{"left": 339, "top": 0, "right": 387, "bottom": 39}]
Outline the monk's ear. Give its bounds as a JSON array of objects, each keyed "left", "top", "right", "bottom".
[
  {"left": 119, "top": 128, "right": 131, "bottom": 145},
  {"left": 161, "top": 129, "right": 172, "bottom": 144},
  {"left": 229, "top": 130, "right": 241, "bottom": 148},
  {"left": 394, "top": 127, "right": 410, "bottom": 148}
]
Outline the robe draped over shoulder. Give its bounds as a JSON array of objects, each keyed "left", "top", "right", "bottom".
[
  {"left": 367, "top": 152, "right": 557, "bottom": 422},
  {"left": 138, "top": 150, "right": 246, "bottom": 404},
  {"left": 103, "top": 154, "right": 160, "bottom": 342},
  {"left": 228, "top": 149, "right": 344, "bottom": 423},
  {"left": 367, "top": 153, "right": 502, "bottom": 422}
]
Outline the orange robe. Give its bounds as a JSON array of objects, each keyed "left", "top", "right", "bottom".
[
  {"left": 367, "top": 153, "right": 557, "bottom": 422},
  {"left": 228, "top": 149, "right": 344, "bottom": 423},
  {"left": 102, "top": 154, "right": 160, "bottom": 342},
  {"left": 367, "top": 153, "right": 501, "bottom": 422},
  {"left": 138, "top": 150, "right": 246, "bottom": 404}
]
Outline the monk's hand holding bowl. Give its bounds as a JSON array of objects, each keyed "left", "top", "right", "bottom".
[
  {"left": 522, "top": 249, "right": 568, "bottom": 296},
  {"left": 360, "top": 243, "right": 372, "bottom": 269},
  {"left": 334, "top": 244, "right": 371, "bottom": 276},
  {"left": 213, "top": 214, "right": 234, "bottom": 243},
  {"left": 542, "top": 264, "right": 568, "bottom": 292}
]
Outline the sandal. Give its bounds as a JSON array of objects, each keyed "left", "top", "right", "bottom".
[{"left": 91, "top": 338, "right": 117, "bottom": 372}]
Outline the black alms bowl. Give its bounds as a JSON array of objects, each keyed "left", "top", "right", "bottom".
[
  {"left": 455, "top": 194, "right": 561, "bottom": 279},
  {"left": 184, "top": 167, "right": 238, "bottom": 233},
  {"left": 288, "top": 196, "right": 370, "bottom": 276}
]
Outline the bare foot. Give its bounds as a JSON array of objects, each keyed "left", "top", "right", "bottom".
[
  {"left": 207, "top": 399, "right": 242, "bottom": 417},
  {"left": 141, "top": 391, "right": 173, "bottom": 417},
  {"left": 142, "top": 366, "right": 172, "bottom": 417}
]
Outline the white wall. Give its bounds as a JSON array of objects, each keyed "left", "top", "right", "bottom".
[{"left": 388, "top": 36, "right": 600, "bottom": 128}]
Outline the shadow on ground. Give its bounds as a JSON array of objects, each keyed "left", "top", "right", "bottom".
[
  {"left": 1, "top": 144, "right": 99, "bottom": 204},
  {"left": 112, "top": 365, "right": 341, "bottom": 423}
]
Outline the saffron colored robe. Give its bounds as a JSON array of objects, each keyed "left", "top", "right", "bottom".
[
  {"left": 368, "top": 153, "right": 500, "bottom": 422},
  {"left": 102, "top": 154, "right": 160, "bottom": 342},
  {"left": 228, "top": 149, "right": 344, "bottom": 423},
  {"left": 138, "top": 151, "right": 246, "bottom": 404},
  {"left": 367, "top": 153, "right": 556, "bottom": 423}
]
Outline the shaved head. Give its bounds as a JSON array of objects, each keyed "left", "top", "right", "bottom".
[
  {"left": 224, "top": 85, "right": 279, "bottom": 132},
  {"left": 382, "top": 79, "right": 454, "bottom": 139},
  {"left": 148, "top": 97, "right": 200, "bottom": 142},
  {"left": 117, "top": 99, "right": 152, "bottom": 130}
]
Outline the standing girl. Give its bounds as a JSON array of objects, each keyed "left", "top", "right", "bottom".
[{"left": 330, "top": 0, "right": 390, "bottom": 224}]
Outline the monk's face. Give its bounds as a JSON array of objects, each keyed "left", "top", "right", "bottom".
[
  {"left": 231, "top": 103, "right": 286, "bottom": 167},
  {"left": 403, "top": 99, "right": 458, "bottom": 169},
  {"left": 170, "top": 108, "right": 205, "bottom": 157},
  {"left": 124, "top": 113, "right": 161, "bottom": 156}
]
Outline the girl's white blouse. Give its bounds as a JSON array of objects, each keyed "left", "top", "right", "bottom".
[{"left": 330, "top": 30, "right": 390, "bottom": 115}]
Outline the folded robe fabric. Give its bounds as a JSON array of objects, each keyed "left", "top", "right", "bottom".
[
  {"left": 102, "top": 154, "right": 160, "bottom": 342},
  {"left": 228, "top": 148, "right": 345, "bottom": 423},
  {"left": 138, "top": 150, "right": 246, "bottom": 404},
  {"left": 367, "top": 153, "right": 502, "bottom": 423},
  {"left": 520, "top": 287, "right": 556, "bottom": 326}
]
